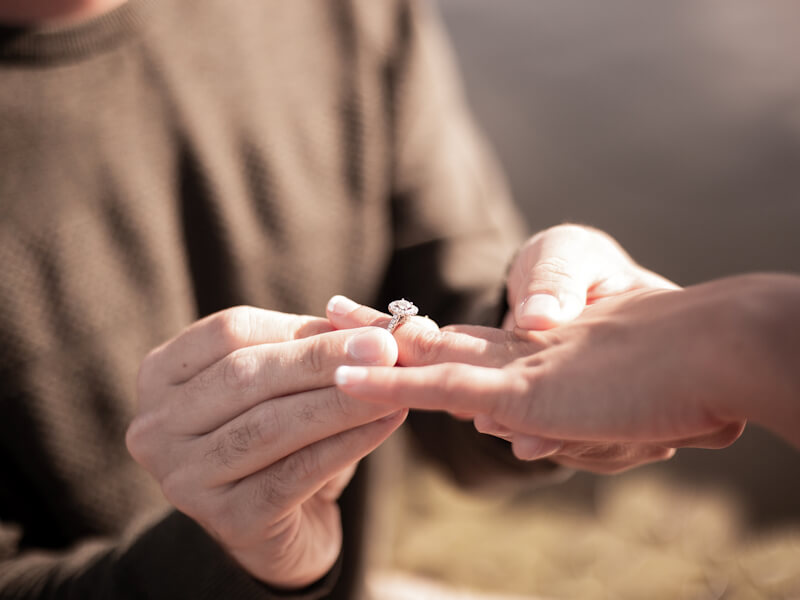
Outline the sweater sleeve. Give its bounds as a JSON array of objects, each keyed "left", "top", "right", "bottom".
[
  {"left": 381, "top": 0, "right": 569, "bottom": 489},
  {"left": 0, "top": 511, "right": 340, "bottom": 600},
  {"left": 380, "top": 0, "right": 527, "bottom": 326}
]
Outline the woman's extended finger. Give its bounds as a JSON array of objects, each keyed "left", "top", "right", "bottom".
[
  {"left": 472, "top": 419, "right": 678, "bottom": 472},
  {"left": 548, "top": 442, "right": 676, "bottom": 475},
  {"left": 655, "top": 421, "right": 746, "bottom": 450},
  {"left": 326, "top": 295, "right": 521, "bottom": 367},
  {"left": 335, "top": 362, "right": 524, "bottom": 416},
  {"left": 326, "top": 295, "right": 435, "bottom": 331}
]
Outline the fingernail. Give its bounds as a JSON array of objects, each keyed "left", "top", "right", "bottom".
[
  {"left": 345, "top": 328, "right": 396, "bottom": 364},
  {"left": 327, "top": 295, "right": 360, "bottom": 316},
  {"left": 513, "top": 435, "right": 563, "bottom": 461},
  {"left": 518, "top": 294, "right": 562, "bottom": 328},
  {"left": 335, "top": 365, "right": 368, "bottom": 386}
]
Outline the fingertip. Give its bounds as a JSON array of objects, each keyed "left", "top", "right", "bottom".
[
  {"left": 344, "top": 327, "right": 398, "bottom": 366},
  {"left": 473, "top": 414, "right": 512, "bottom": 438},
  {"left": 511, "top": 435, "right": 563, "bottom": 461},
  {"left": 516, "top": 313, "right": 559, "bottom": 330},
  {"left": 377, "top": 327, "right": 399, "bottom": 365},
  {"left": 335, "top": 365, "right": 368, "bottom": 387},
  {"left": 516, "top": 294, "right": 562, "bottom": 330},
  {"left": 327, "top": 294, "right": 360, "bottom": 317},
  {"left": 516, "top": 293, "right": 585, "bottom": 329}
]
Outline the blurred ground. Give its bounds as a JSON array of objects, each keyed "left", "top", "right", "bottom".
[
  {"left": 381, "top": 462, "right": 800, "bottom": 599},
  {"left": 382, "top": 1, "right": 800, "bottom": 598}
]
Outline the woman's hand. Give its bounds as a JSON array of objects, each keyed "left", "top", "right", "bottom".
[
  {"left": 328, "top": 288, "right": 751, "bottom": 473},
  {"left": 506, "top": 224, "right": 678, "bottom": 330}
]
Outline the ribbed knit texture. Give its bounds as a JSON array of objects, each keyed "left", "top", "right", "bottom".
[
  {"left": 0, "top": 1, "right": 535, "bottom": 597},
  {"left": 0, "top": 1, "right": 153, "bottom": 62}
]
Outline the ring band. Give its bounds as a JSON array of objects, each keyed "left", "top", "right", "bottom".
[{"left": 386, "top": 298, "right": 418, "bottom": 334}]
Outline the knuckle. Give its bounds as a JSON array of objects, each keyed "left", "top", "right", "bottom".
[
  {"left": 135, "top": 349, "right": 163, "bottom": 404},
  {"left": 232, "top": 405, "right": 276, "bottom": 451},
  {"left": 404, "top": 327, "right": 445, "bottom": 364},
  {"left": 294, "top": 401, "right": 322, "bottom": 425},
  {"left": 126, "top": 408, "right": 179, "bottom": 479},
  {"left": 251, "top": 469, "right": 290, "bottom": 518},
  {"left": 283, "top": 448, "right": 320, "bottom": 483},
  {"left": 183, "top": 366, "right": 215, "bottom": 400},
  {"left": 294, "top": 316, "right": 334, "bottom": 339},
  {"left": 252, "top": 448, "right": 321, "bottom": 515},
  {"left": 498, "top": 370, "right": 535, "bottom": 423},
  {"left": 252, "top": 401, "right": 282, "bottom": 443},
  {"left": 437, "top": 364, "right": 464, "bottom": 396},
  {"left": 204, "top": 436, "right": 230, "bottom": 468},
  {"left": 208, "top": 403, "right": 280, "bottom": 468},
  {"left": 160, "top": 466, "right": 207, "bottom": 516},
  {"left": 328, "top": 387, "right": 357, "bottom": 419},
  {"left": 531, "top": 256, "right": 573, "bottom": 284},
  {"left": 125, "top": 411, "right": 162, "bottom": 467},
  {"left": 247, "top": 430, "right": 333, "bottom": 514},
  {"left": 214, "top": 306, "right": 256, "bottom": 348},
  {"left": 222, "top": 350, "right": 260, "bottom": 394},
  {"left": 225, "top": 422, "right": 256, "bottom": 458},
  {"left": 124, "top": 417, "right": 149, "bottom": 464},
  {"left": 299, "top": 336, "right": 330, "bottom": 376},
  {"left": 525, "top": 224, "right": 588, "bottom": 256},
  {"left": 160, "top": 469, "right": 187, "bottom": 507}
]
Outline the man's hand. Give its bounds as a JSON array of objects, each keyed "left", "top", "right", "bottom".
[
  {"left": 507, "top": 224, "right": 679, "bottom": 330},
  {"left": 327, "top": 294, "right": 746, "bottom": 474},
  {"left": 126, "top": 306, "right": 406, "bottom": 589}
]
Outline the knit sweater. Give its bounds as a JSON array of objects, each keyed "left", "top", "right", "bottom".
[{"left": 0, "top": 1, "right": 547, "bottom": 598}]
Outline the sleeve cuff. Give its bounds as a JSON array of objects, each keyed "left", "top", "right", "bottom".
[{"left": 116, "top": 510, "right": 341, "bottom": 600}]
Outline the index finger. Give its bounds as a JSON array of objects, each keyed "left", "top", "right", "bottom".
[{"left": 146, "top": 306, "right": 333, "bottom": 384}]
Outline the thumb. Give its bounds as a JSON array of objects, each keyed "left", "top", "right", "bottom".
[
  {"left": 509, "top": 224, "right": 624, "bottom": 330},
  {"left": 513, "top": 259, "right": 587, "bottom": 330}
]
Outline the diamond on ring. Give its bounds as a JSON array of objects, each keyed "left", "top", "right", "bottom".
[{"left": 387, "top": 298, "right": 418, "bottom": 334}]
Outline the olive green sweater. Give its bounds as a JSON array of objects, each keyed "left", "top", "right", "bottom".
[{"left": 0, "top": 1, "right": 548, "bottom": 597}]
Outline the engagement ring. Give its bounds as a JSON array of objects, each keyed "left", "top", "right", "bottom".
[{"left": 387, "top": 299, "right": 418, "bottom": 334}]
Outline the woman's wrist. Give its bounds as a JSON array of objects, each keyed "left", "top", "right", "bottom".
[{"left": 718, "top": 274, "right": 800, "bottom": 446}]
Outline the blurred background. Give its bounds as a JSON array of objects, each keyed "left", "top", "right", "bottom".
[{"left": 382, "top": 1, "right": 800, "bottom": 598}]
